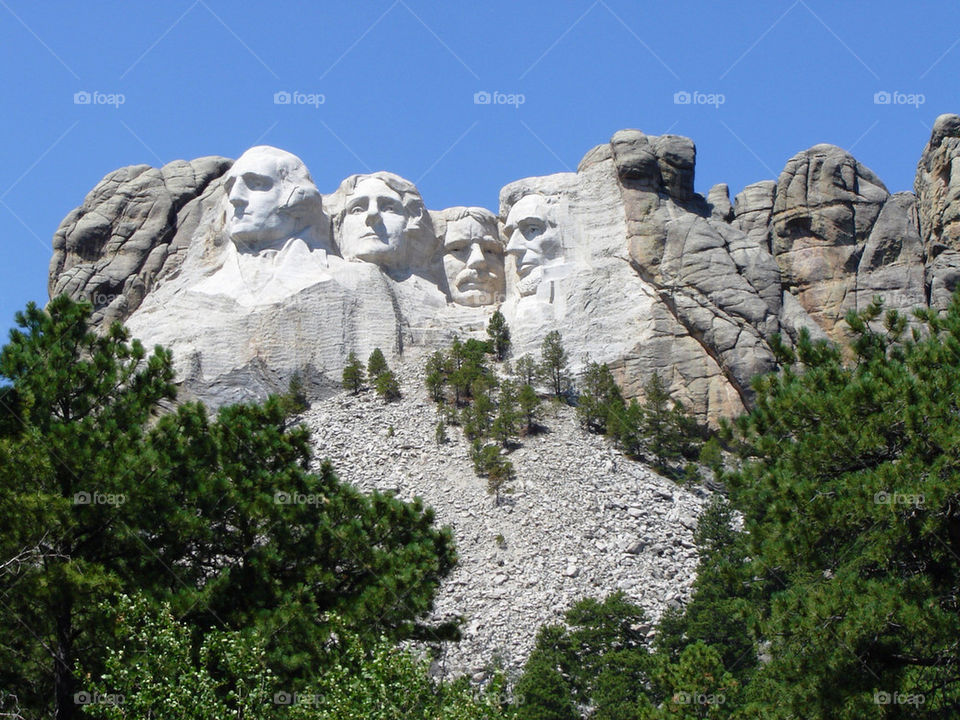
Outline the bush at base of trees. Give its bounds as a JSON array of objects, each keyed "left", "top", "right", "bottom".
[
  {"left": 375, "top": 370, "right": 402, "bottom": 401},
  {"left": 85, "top": 594, "right": 516, "bottom": 720}
]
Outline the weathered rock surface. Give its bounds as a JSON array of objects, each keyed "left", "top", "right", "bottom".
[
  {"left": 49, "top": 157, "right": 232, "bottom": 325},
  {"left": 45, "top": 117, "right": 960, "bottom": 420},
  {"left": 916, "top": 113, "right": 960, "bottom": 308},
  {"left": 771, "top": 144, "right": 891, "bottom": 338}
]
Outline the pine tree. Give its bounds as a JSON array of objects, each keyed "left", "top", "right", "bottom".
[
  {"left": 715, "top": 295, "right": 960, "bottom": 715},
  {"left": 518, "top": 383, "right": 541, "bottom": 435},
  {"left": 284, "top": 371, "right": 310, "bottom": 412},
  {"left": 540, "top": 330, "right": 570, "bottom": 400},
  {"left": 486, "top": 456, "right": 514, "bottom": 506},
  {"left": 627, "top": 372, "right": 700, "bottom": 470},
  {"left": 342, "top": 352, "right": 365, "bottom": 394},
  {"left": 367, "top": 347, "right": 389, "bottom": 379},
  {"left": 424, "top": 351, "right": 446, "bottom": 403},
  {"left": 435, "top": 419, "right": 448, "bottom": 445},
  {"left": 447, "top": 337, "right": 470, "bottom": 405},
  {"left": 0, "top": 298, "right": 456, "bottom": 718},
  {"left": 374, "top": 369, "right": 401, "bottom": 400},
  {"left": 576, "top": 361, "right": 625, "bottom": 434},
  {"left": 491, "top": 380, "right": 520, "bottom": 447},
  {"left": 514, "top": 593, "right": 651, "bottom": 719},
  {"left": 514, "top": 353, "right": 538, "bottom": 386},
  {"left": 463, "top": 378, "right": 495, "bottom": 440},
  {"left": 486, "top": 310, "right": 511, "bottom": 361},
  {"left": 514, "top": 647, "right": 578, "bottom": 720}
]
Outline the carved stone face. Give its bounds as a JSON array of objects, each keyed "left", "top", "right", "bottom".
[
  {"left": 443, "top": 213, "right": 504, "bottom": 306},
  {"left": 504, "top": 194, "right": 562, "bottom": 297},
  {"left": 340, "top": 177, "right": 410, "bottom": 266},
  {"left": 224, "top": 146, "right": 321, "bottom": 252}
]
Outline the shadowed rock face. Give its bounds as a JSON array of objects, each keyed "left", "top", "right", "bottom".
[{"left": 46, "top": 116, "right": 960, "bottom": 421}]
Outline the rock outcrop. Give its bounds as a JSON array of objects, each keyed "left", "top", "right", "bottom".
[
  {"left": 49, "top": 157, "right": 232, "bottom": 325},
  {"left": 45, "top": 116, "right": 960, "bottom": 421},
  {"left": 916, "top": 113, "right": 960, "bottom": 308}
]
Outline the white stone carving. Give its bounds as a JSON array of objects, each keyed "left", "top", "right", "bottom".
[{"left": 438, "top": 207, "right": 505, "bottom": 307}]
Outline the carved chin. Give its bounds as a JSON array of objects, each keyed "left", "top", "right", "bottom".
[
  {"left": 453, "top": 285, "right": 496, "bottom": 306},
  {"left": 344, "top": 238, "right": 400, "bottom": 264},
  {"left": 228, "top": 216, "right": 299, "bottom": 248},
  {"left": 517, "top": 268, "right": 542, "bottom": 296}
]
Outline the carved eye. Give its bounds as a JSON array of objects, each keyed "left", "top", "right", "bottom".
[
  {"left": 380, "top": 198, "right": 404, "bottom": 214},
  {"left": 243, "top": 173, "right": 272, "bottom": 191},
  {"left": 520, "top": 220, "right": 545, "bottom": 239},
  {"left": 348, "top": 201, "right": 366, "bottom": 214}
]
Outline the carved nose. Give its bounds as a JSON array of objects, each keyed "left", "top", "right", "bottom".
[
  {"left": 228, "top": 183, "right": 248, "bottom": 209},
  {"left": 505, "top": 233, "right": 524, "bottom": 255},
  {"left": 365, "top": 207, "right": 381, "bottom": 226},
  {"left": 466, "top": 244, "right": 485, "bottom": 268}
]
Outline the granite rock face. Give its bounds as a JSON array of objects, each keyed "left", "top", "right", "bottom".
[
  {"left": 49, "top": 157, "right": 232, "bottom": 325},
  {"left": 770, "top": 144, "right": 892, "bottom": 337},
  {"left": 46, "top": 117, "right": 960, "bottom": 420},
  {"left": 916, "top": 113, "right": 960, "bottom": 308}
]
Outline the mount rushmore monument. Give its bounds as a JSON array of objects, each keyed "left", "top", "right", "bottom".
[{"left": 48, "top": 114, "right": 960, "bottom": 421}]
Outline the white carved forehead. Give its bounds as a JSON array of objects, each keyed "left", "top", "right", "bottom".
[
  {"left": 350, "top": 176, "right": 402, "bottom": 199},
  {"left": 228, "top": 145, "right": 311, "bottom": 180},
  {"left": 504, "top": 194, "right": 553, "bottom": 232}
]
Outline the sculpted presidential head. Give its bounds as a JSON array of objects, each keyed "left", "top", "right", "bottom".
[
  {"left": 334, "top": 172, "right": 437, "bottom": 275},
  {"left": 224, "top": 146, "right": 326, "bottom": 252},
  {"left": 504, "top": 193, "right": 563, "bottom": 297},
  {"left": 440, "top": 207, "right": 505, "bottom": 306}
]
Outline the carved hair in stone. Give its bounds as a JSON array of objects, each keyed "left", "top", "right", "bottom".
[
  {"left": 333, "top": 172, "right": 438, "bottom": 276},
  {"left": 437, "top": 207, "right": 505, "bottom": 307},
  {"left": 503, "top": 192, "right": 564, "bottom": 298},
  {"left": 223, "top": 146, "right": 328, "bottom": 253}
]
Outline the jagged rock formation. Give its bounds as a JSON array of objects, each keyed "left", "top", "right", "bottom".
[
  {"left": 917, "top": 114, "right": 960, "bottom": 308},
  {"left": 49, "top": 157, "right": 232, "bottom": 325},
  {"left": 47, "top": 115, "right": 960, "bottom": 419}
]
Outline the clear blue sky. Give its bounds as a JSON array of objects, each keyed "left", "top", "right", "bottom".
[{"left": 1, "top": 1, "right": 957, "bottom": 339}]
